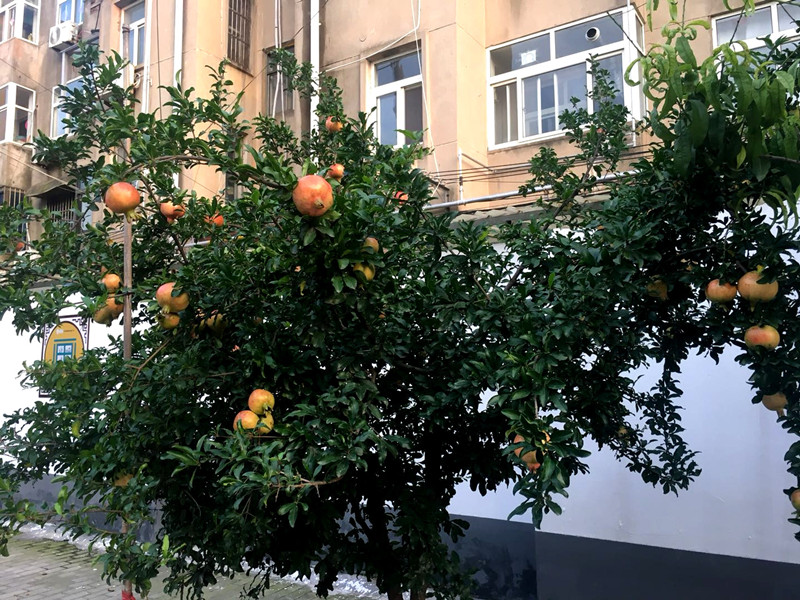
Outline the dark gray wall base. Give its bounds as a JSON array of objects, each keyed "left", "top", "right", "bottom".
[
  {"left": 447, "top": 514, "right": 538, "bottom": 600},
  {"left": 534, "top": 531, "right": 800, "bottom": 600}
]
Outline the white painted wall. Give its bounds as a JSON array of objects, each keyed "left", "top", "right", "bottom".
[
  {"left": 449, "top": 348, "right": 800, "bottom": 565},
  {"left": 4, "top": 310, "right": 799, "bottom": 565}
]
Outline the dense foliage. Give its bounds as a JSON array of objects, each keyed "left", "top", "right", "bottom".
[{"left": 2, "top": 3, "right": 800, "bottom": 598}]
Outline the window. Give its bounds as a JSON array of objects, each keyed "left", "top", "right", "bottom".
[
  {"left": 488, "top": 8, "right": 644, "bottom": 147},
  {"left": 267, "top": 46, "right": 294, "bottom": 116},
  {"left": 227, "top": 0, "right": 251, "bottom": 71},
  {"left": 713, "top": 2, "right": 800, "bottom": 48},
  {"left": 0, "top": 0, "right": 39, "bottom": 43},
  {"left": 52, "top": 50, "right": 84, "bottom": 137},
  {"left": 57, "top": 0, "right": 83, "bottom": 24},
  {"left": 0, "top": 186, "right": 28, "bottom": 239},
  {"left": 122, "top": 1, "right": 145, "bottom": 66},
  {"left": 0, "top": 83, "right": 35, "bottom": 143},
  {"left": 371, "top": 51, "right": 423, "bottom": 146}
]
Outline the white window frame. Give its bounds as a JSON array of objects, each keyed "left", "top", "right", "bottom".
[
  {"left": 487, "top": 7, "right": 645, "bottom": 150},
  {"left": 57, "top": 0, "right": 83, "bottom": 25},
  {"left": 0, "top": 83, "right": 35, "bottom": 143},
  {"left": 51, "top": 78, "right": 81, "bottom": 137},
  {"left": 368, "top": 50, "right": 424, "bottom": 147},
  {"left": 712, "top": 1, "right": 800, "bottom": 49},
  {"left": 121, "top": 1, "right": 145, "bottom": 67},
  {"left": 0, "top": 0, "right": 40, "bottom": 44}
]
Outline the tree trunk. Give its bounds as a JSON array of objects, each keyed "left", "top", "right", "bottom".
[
  {"left": 411, "top": 586, "right": 427, "bottom": 600},
  {"left": 387, "top": 587, "right": 404, "bottom": 600}
]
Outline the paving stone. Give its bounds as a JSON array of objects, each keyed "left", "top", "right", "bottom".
[{"left": 0, "top": 534, "right": 378, "bottom": 599}]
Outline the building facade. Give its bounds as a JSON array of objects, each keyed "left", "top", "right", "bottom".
[{"left": 2, "top": 1, "right": 800, "bottom": 598}]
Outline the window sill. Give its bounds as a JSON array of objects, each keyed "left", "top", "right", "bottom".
[
  {"left": 0, "top": 36, "right": 39, "bottom": 47},
  {"left": 489, "top": 129, "right": 568, "bottom": 152}
]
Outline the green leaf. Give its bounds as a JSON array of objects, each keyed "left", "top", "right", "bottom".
[{"left": 303, "top": 227, "right": 317, "bottom": 246}]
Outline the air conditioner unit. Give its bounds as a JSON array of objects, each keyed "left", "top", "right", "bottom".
[{"left": 48, "top": 22, "right": 79, "bottom": 50}]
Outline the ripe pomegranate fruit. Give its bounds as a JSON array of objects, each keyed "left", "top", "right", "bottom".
[
  {"left": 104, "top": 182, "right": 140, "bottom": 219},
  {"left": 761, "top": 392, "right": 787, "bottom": 416},
  {"left": 160, "top": 201, "right": 186, "bottom": 222},
  {"left": 353, "top": 263, "right": 375, "bottom": 281},
  {"left": 392, "top": 191, "right": 408, "bottom": 205},
  {"left": 325, "top": 116, "right": 343, "bottom": 133},
  {"left": 93, "top": 306, "right": 113, "bottom": 325},
  {"left": 293, "top": 175, "right": 333, "bottom": 217},
  {"left": 105, "top": 296, "right": 124, "bottom": 319},
  {"left": 738, "top": 267, "right": 778, "bottom": 305},
  {"left": 363, "top": 237, "right": 379, "bottom": 252},
  {"left": 512, "top": 432, "right": 550, "bottom": 472},
  {"left": 248, "top": 389, "right": 275, "bottom": 415},
  {"left": 744, "top": 325, "right": 780, "bottom": 349},
  {"left": 156, "top": 282, "right": 189, "bottom": 312},
  {"left": 705, "top": 279, "right": 737, "bottom": 303},
  {"left": 233, "top": 410, "right": 260, "bottom": 431},
  {"left": 102, "top": 273, "right": 121, "bottom": 293},
  {"left": 327, "top": 163, "right": 345, "bottom": 181},
  {"left": 157, "top": 312, "right": 181, "bottom": 330},
  {"left": 791, "top": 489, "right": 800, "bottom": 511},
  {"left": 205, "top": 213, "right": 224, "bottom": 227},
  {"left": 256, "top": 413, "right": 275, "bottom": 435}
]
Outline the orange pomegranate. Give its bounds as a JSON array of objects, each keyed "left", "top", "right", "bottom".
[
  {"left": 293, "top": 175, "right": 333, "bottom": 217},
  {"left": 157, "top": 312, "right": 181, "bottom": 330},
  {"left": 791, "top": 489, "right": 800, "bottom": 511},
  {"left": 705, "top": 279, "right": 737, "bottom": 303},
  {"left": 744, "top": 325, "right": 780, "bottom": 349},
  {"left": 325, "top": 116, "right": 343, "bottom": 133},
  {"left": 363, "top": 237, "right": 379, "bottom": 252},
  {"left": 156, "top": 282, "right": 189, "bottom": 312},
  {"left": 646, "top": 278, "right": 668, "bottom": 301},
  {"left": 248, "top": 389, "right": 275, "bottom": 415},
  {"left": 102, "top": 273, "right": 121, "bottom": 293},
  {"left": 233, "top": 410, "right": 260, "bottom": 431},
  {"left": 104, "top": 182, "right": 140, "bottom": 218},
  {"left": 353, "top": 263, "right": 375, "bottom": 281},
  {"left": 327, "top": 163, "right": 345, "bottom": 181},
  {"left": 738, "top": 267, "right": 778, "bottom": 305},
  {"left": 761, "top": 392, "right": 787, "bottom": 416}
]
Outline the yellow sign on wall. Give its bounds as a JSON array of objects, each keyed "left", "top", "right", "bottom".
[{"left": 43, "top": 321, "right": 85, "bottom": 363}]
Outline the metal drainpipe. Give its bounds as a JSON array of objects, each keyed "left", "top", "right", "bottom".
[{"left": 309, "top": 0, "right": 320, "bottom": 129}]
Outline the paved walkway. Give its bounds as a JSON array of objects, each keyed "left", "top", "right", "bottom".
[{"left": 1, "top": 532, "right": 378, "bottom": 599}]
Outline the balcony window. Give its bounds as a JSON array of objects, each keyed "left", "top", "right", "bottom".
[
  {"left": 0, "top": 0, "right": 39, "bottom": 43},
  {"left": 122, "top": 1, "right": 145, "bottom": 66},
  {"left": 488, "top": 7, "right": 643, "bottom": 148},
  {"left": 372, "top": 51, "right": 423, "bottom": 147},
  {"left": 57, "top": 0, "right": 82, "bottom": 24},
  {"left": 0, "top": 83, "right": 35, "bottom": 143},
  {"left": 713, "top": 2, "right": 800, "bottom": 48}
]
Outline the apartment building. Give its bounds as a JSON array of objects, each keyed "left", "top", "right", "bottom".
[{"left": 2, "top": 1, "right": 800, "bottom": 598}]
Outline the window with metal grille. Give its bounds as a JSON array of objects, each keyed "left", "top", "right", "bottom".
[
  {"left": 0, "top": 186, "right": 28, "bottom": 239},
  {"left": 227, "top": 0, "right": 251, "bottom": 71},
  {"left": 46, "top": 190, "right": 79, "bottom": 227}
]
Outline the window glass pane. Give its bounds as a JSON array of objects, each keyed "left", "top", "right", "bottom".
[
  {"left": 555, "top": 14, "right": 623, "bottom": 58},
  {"left": 378, "top": 92, "right": 397, "bottom": 145},
  {"left": 522, "top": 75, "right": 542, "bottom": 137},
  {"left": 556, "top": 63, "right": 587, "bottom": 126},
  {"left": 58, "top": 0, "right": 71, "bottom": 23},
  {"left": 403, "top": 84, "right": 422, "bottom": 145},
  {"left": 494, "top": 82, "right": 518, "bottom": 144},
  {"left": 376, "top": 53, "right": 420, "bottom": 86},
  {"left": 5, "top": 6, "right": 16, "bottom": 40},
  {"left": 0, "top": 86, "right": 7, "bottom": 106},
  {"left": 540, "top": 72, "right": 555, "bottom": 133},
  {"left": 716, "top": 7, "right": 772, "bottom": 43},
  {"left": 0, "top": 12, "right": 5, "bottom": 42},
  {"left": 14, "top": 109, "right": 30, "bottom": 141},
  {"left": 136, "top": 26, "right": 144, "bottom": 65},
  {"left": 16, "top": 88, "right": 32, "bottom": 109},
  {"left": 126, "top": 2, "right": 144, "bottom": 24},
  {"left": 595, "top": 55, "right": 623, "bottom": 106},
  {"left": 0, "top": 108, "right": 6, "bottom": 142},
  {"left": 75, "top": 0, "right": 83, "bottom": 23},
  {"left": 490, "top": 34, "right": 550, "bottom": 76},
  {"left": 22, "top": 5, "right": 35, "bottom": 39},
  {"left": 778, "top": 3, "right": 800, "bottom": 32}
]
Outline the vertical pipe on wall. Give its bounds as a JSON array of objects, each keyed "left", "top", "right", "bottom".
[
  {"left": 309, "top": 0, "right": 320, "bottom": 129},
  {"left": 142, "top": 0, "right": 153, "bottom": 112},
  {"left": 173, "top": 0, "right": 183, "bottom": 87}
]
